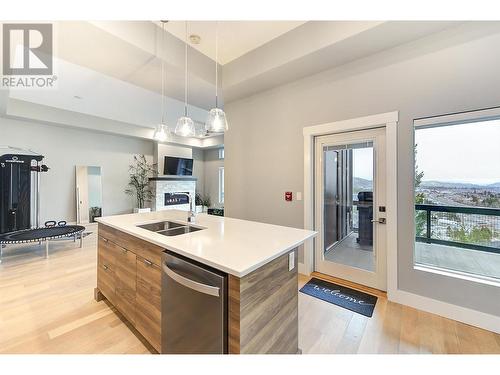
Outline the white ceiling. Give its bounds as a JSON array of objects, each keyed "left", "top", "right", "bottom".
[
  {"left": 162, "top": 21, "right": 306, "bottom": 64},
  {"left": 8, "top": 57, "right": 208, "bottom": 129},
  {"left": 3, "top": 20, "right": 486, "bottom": 148}
]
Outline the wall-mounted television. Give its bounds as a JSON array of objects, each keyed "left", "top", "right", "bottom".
[{"left": 164, "top": 156, "right": 193, "bottom": 176}]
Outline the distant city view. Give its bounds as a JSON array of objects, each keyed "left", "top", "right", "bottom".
[
  {"left": 415, "top": 119, "right": 500, "bottom": 251},
  {"left": 415, "top": 180, "right": 500, "bottom": 250},
  {"left": 418, "top": 180, "right": 500, "bottom": 208}
]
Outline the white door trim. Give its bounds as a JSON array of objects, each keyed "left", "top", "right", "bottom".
[{"left": 302, "top": 111, "right": 399, "bottom": 296}]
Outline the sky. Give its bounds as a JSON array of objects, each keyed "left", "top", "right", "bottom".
[
  {"left": 353, "top": 147, "right": 374, "bottom": 181},
  {"left": 415, "top": 119, "right": 500, "bottom": 185}
]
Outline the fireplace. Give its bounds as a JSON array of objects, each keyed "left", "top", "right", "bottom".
[
  {"left": 149, "top": 176, "right": 196, "bottom": 212},
  {"left": 164, "top": 192, "right": 190, "bottom": 206}
]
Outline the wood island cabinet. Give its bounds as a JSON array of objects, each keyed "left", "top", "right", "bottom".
[
  {"left": 135, "top": 256, "right": 162, "bottom": 350},
  {"left": 95, "top": 223, "right": 300, "bottom": 354},
  {"left": 95, "top": 224, "right": 162, "bottom": 352}
]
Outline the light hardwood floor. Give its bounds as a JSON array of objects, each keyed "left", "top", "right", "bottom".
[{"left": 1, "top": 230, "right": 499, "bottom": 354}]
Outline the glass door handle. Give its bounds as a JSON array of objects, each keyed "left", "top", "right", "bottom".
[{"left": 371, "top": 218, "right": 386, "bottom": 224}]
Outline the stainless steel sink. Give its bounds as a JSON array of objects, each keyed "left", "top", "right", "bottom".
[
  {"left": 137, "top": 220, "right": 185, "bottom": 232},
  {"left": 137, "top": 220, "right": 204, "bottom": 237},
  {"left": 157, "top": 226, "right": 203, "bottom": 236}
]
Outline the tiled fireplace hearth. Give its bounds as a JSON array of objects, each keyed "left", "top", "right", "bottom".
[{"left": 149, "top": 176, "right": 196, "bottom": 211}]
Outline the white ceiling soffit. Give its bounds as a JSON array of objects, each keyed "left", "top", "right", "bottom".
[
  {"left": 222, "top": 21, "right": 463, "bottom": 103},
  {"left": 6, "top": 57, "right": 222, "bottom": 146},
  {"left": 162, "top": 21, "right": 306, "bottom": 65},
  {"left": 8, "top": 57, "right": 209, "bottom": 128},
  {"left": 5, "top": 98, "right": 224, "bottom": 149},
  {"left": 56, "top": 21, "right": 219, "bottom": 110}
]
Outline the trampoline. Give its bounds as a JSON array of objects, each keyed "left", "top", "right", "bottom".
[{"left": 0, "top": 224, "right": 86, "bottom": 262}]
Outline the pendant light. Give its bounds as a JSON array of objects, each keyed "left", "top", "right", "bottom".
[
  {"left": 175, "top": 21, "right": 195, "bottom": 137},
  {"left": 153, "top": 20, "right": 169, "bottom": 142},
  {"left": 205, "top": 21, "right": 228, "bottom": 133},
  {"left": 194, "top": 121, "right": 206, "bottom": 137}
]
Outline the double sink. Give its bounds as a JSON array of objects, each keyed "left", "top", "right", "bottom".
[{"left": 137, "top": 220, "right": 205, "bottom": 237}]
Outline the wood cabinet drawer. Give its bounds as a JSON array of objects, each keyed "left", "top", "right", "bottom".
[
  {"left": 98, "top": 236, "right": 118, "bottom": 268},
  {"left": 97, "top": 261, "right": 116, "bottom": 304},
  {"left": 135, "top": 256, "right": 162, "bottom": 352},
  {"left": 97, "top": 236, "right": 118, "bottom": 304},
  {"left": 97, "top": 223, "right": 164, "bottom": 350},
  {"left": 99, "top": 224, "right": 162, "bottom": 266},
  {"left": 115, "top": 246, "right": 137, "bottom": 325}
]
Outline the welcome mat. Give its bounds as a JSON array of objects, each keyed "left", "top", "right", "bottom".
[{"left": 300, "top": 278, "right": 377, "bottom": 317}]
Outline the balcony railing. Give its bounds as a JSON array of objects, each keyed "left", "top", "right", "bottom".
[{"left": 415, "top": 204, "right": 500, "bottom": 254}]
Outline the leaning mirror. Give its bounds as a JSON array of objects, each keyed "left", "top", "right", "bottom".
[{"left": 75, "top": 166, "right": 102, "bottom": 224}]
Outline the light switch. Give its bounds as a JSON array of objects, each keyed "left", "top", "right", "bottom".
[
  {"left": 288, "top": 252, "right": 295, "bottom": 271},
  {"left": 296, "top": 192, "right": 302, "bottom": 201}
]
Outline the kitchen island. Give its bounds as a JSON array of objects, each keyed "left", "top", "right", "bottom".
[{"left": 95, "top": 210, "right": 316, "bottom": 354}]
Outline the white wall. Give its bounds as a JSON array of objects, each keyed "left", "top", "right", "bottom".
[
  {"left": 1, "top": 117, "right": 153, "bottom": 222},
  {"left": 224, "top": 23, "right": 500, "bottom": 316},
  {"left": 192, "top": 148, "right": 205, "bottom": 196},
  {"left": 203, "top": 148, "right": 224, "bottom": 208},
  {"left": 154, "top": 143, "right": 205, "bottom": 196},
  {"left": 155, "top": 143, "right": 192, "bottom": 175}
]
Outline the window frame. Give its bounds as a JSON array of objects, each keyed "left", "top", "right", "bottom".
[
  {"left": 413, "top": 106, "right": 500, "bottom": 287},
  {"left": 218, "top": 167, "right": 224, "bottom": 204}
]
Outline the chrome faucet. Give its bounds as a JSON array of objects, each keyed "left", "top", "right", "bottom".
[{"left": 177, "top": 193, "right": 196, "bottom": 223}]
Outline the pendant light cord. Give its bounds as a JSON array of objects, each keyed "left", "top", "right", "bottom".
[
  {"left": 215, "top": 21, "right": 218, "bottom": 108},
  {"left": 184, "top": 21, "right": 188, "bottom": 117},
  {"left": 161, "top": 21, "right": 165, "bottom": 124}
]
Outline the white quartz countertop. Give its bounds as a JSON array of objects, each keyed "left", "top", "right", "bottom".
[{"left": 96, "top": 210, "right": 316, "bottom": 277}]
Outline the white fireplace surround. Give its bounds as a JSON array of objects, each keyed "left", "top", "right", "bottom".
[{"left": 150, "top": 176, "right": 196, "bottom": 212}]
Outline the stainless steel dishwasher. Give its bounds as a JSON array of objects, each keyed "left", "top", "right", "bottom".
[{"left": 161, "top": 251, "right": 227, "bottom": 354}]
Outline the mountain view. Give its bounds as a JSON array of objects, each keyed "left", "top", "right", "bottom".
[
  {"left": 353, "top": 177, "right": 373, "bottom": 195},
  {"left": 420, "top": 180, "right": 500, "bottom": 191},
  {"left": 417, "top": 180, "right": 500, "bottom": 208}
]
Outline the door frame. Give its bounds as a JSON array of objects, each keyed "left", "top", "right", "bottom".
[
  {"left": 303, "top": 111, "right": 398, "bottom": 296},
  {"left": 314, "top": 128, "right": 387, "bottom": 290}
]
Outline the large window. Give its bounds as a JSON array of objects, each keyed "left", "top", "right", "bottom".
[
  {"left": 219, "top": 167, "right": 224, "bottom": 204},
  {"left": 414, "top": 110, "right": 500, "bottom": 282}
]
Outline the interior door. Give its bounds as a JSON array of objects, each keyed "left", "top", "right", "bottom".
[{"left": 314, "top": 127, "right": 387, "bottom": 291}]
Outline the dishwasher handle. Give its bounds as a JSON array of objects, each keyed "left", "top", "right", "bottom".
[{"left": 163, "top": 263, "right": 220, "bottom": 297}]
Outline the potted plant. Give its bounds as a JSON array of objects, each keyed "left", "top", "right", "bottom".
[
  {"left": 195, "top": 193, "right": 211, "bottom": 213},
  {"left": 201, "top": 194, "right": 212, "bottom": 213},
  {"left": 195, "top": 193, "right": 203, "bottom": 213},
  {"left": 89, "top": 206, "right": 102, "bottom": 222},
  {"left": 125, "top": 154, "right": 157, "bottom": 213}
]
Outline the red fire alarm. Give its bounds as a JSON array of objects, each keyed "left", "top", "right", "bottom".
[{"left": 285, "top": 192, "right": 293, "bottom": 202}]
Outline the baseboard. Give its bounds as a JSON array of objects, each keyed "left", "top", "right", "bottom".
[
  {"left": 389, "top": 289, "right": 500, "bottom": 334},
  {"left": 298, "top": 262, "right": 308, "bottom": 276}
]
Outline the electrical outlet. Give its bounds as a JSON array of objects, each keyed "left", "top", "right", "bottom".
[{"left": 288, "top": 252, "right": 295, "bottom": 271}]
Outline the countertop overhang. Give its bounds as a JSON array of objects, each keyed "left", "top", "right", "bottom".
[{"left": 96, "top": 210, "right": 316, "bottom": 277}]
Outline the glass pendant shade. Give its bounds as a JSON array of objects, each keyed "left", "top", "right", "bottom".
[
  {"left": 175, "top": 116, "right": 195, "bottom": 137},
  {"left": 153, "top": 123, "right": 169, "bottom": 142},
  {"left": 205, "top": 107, "right": 228, "bottom": 133},
  {"left": 194, "top": 122, "right": 207, "bottom": 138}
]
